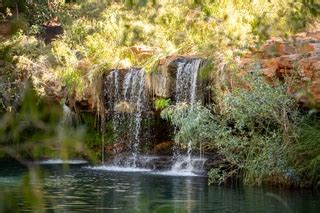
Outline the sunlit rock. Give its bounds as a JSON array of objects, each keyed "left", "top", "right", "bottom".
[{"left": 240, "top": 29, "right": 320, "bottom": 108}]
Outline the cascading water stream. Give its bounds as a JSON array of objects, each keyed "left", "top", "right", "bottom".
[
  {"left": 171, "top": 59, "right": 204, "bottom": 175},
  {"left": 61, "top": 104, "right": 75, "bottom": 126},
  {"left": 105, "top": 68, "right": 149, "bottom": 168}
]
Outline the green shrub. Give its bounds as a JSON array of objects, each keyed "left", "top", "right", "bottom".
[
  {"left": 224, "top": 73, "right": 298, "bottom": 142},
  {"left": 154, "top": 98, "right": 171, "bottom": 111},
  {"left": 0, "top": 83, "right": 88, "bottom": 160},
  {"left": 162, "top": 71, "right": 299, "bottom": 186},
  {"left": 9, "top": 16, "right": 28, "bottom": 34},
  {"left": 3, "top": 0, "right": 27, "bottom": 12},
  {"left": 25, "top": 0, "right": 61, "bottom": 26},
  {"left": 290, "top": 115, "right": 320, "bottom": 187},
  {"left": 161, "top": 103, "right": 218, "bottom": 147},
  {"left": 81, "top": 114, "right": 113, "bottom": 160}
]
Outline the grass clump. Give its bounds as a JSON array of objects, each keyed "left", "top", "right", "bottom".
[{"left": 290, "top": 115, "right": 320, "bottom": 188}]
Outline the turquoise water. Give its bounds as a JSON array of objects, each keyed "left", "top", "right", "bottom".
[{"left": 0, "top": 162, "right": 319, "bottom": 212}]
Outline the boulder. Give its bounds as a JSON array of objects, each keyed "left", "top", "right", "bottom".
[
  {"left": 297, "top": 43, "right": 320, "bottom": 54},
  {"left": 240, "top": 28, "right": 320, "bottom": 108},
  {"left": 105, "top": 143, "right": 127, "bottom": 156},
  {"left": 259, "top": 40, "right": 295, "bottom": 58},
  {"left": 306, "top": 31, "right": 320, "bottom": 40},
  {"left": 279, "top": 54, "right": 302, "bottom": 69},
  {"left": 153, "top": 141, "right": 174, "bottom": 155}
]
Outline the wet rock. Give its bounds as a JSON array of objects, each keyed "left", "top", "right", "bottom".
[
  {"left": 147, "top": 156, "right": 172, "bottom": 170},
  {"left": 203, "top": 154, "right": 228, "bottom": 171},
  {"left": 153, "top": 141, "right": 174, "bottom": 155},
  {"left": 146, "top": 56, "right": 187, "bottom": 98},
  {"left": 106, "top": 142, "right": 127, "bottom": 155}
]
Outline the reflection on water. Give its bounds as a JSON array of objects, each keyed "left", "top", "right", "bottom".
[{"left": 0, "top": 163, "right": 319, "bottom": 212}]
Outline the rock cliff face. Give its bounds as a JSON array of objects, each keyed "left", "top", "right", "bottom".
[
  {"left": 240, "top": 31, "right": 320, "bottom": 108},
  {"left": 101, "top": 57, "right": 209, "bottom": 154},
  {"left": 72, "top": 31, "right": 320, "bottom": 114},
  {"left": 148, "top": 56, "right": 211, "bottom": 105}
]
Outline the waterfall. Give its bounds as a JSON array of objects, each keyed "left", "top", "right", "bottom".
[
  {"left": 99, "top": 58, "right": 207, "bottom": 175},
  {"left": 175, "top": 59, "right": 201, "bottom": 104},
  {"left": 61, "top": 104, "right": 76, "bottom": 126},
  {"left": 104, "top": 68, "right": 149, "bottom": 167},
  {"left": 171, "top": 58, "right": 203, "bottom": 175}
]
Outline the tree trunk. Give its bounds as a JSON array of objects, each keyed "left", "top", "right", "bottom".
[{"left": 15, "top": 1, "right": 19, "bottom": 20}]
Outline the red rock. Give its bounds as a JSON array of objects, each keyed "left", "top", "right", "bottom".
[
  {"left": 306, "top": 31, "right": 320, "bottom": 40},
  {"left": 131, "top": 45, "right": 157, "bottom": 55},
  {"left": 301, "top": 69, "right": 314, "bottom": 79},
  {"left": 279, "top": 54, "right": 302, "bottom": 69},
  {"left": 239, "top": 58, "right": 254, "bottom": 69},
  {"left": 295, "top": 32, "right": 307, "bottom": 38},
  {"left": 299, "top": 58, "right": 312, "bottom": 70},
  {"left": 297, "top": 43, "right": 317, "bottom": 54},
  {"left": 240, "top": 29, "right": 320, "bottom": 108},
  {"left": 261, "top": 68, "right": 276, "bottom": 78},
  {"left": 310, "top": 43, "right": 320, "bottom": 52},
  {"left": 310, "top": 79, "right": 320, "bottom": 100},
  {"left": 300, "top": 56, "right": 320, "bottom": 69},
  {"left": 260, "top": 41, "right": 295, "bottom": 58},
  {"left": 260, "top": 58, "right": 279, "bottom": 70},
  {"left": 277, "top": 68, "right": 291, "bottom": 77},
  {"left": 302, "top": 80, "right": 320, "bottom": 105},
  {"left": 312, "top": 61, "right": 320, "bottom": 70}
]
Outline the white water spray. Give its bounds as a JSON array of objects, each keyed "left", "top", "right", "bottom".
[
  {"left": 171, "top": 59, "right": 203, "bottom": 175},
  {"left": 105, "top": 69, "right": 149, "bottom": 168}
]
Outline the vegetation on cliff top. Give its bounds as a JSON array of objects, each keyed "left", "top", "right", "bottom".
[{"left": 1, "top": 0, "right": 319, "bottom": 100}]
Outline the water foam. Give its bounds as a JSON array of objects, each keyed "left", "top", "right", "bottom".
[
  {"left": 86, "top": 165, "right": 151, "bottom": 172},
  {"left": 37, "top": 159, "right": 88, "bottom": 165}
]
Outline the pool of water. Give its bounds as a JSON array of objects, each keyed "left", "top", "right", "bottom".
[{"left": 0, "top": 162, "right": 319, "bottom": 212}]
